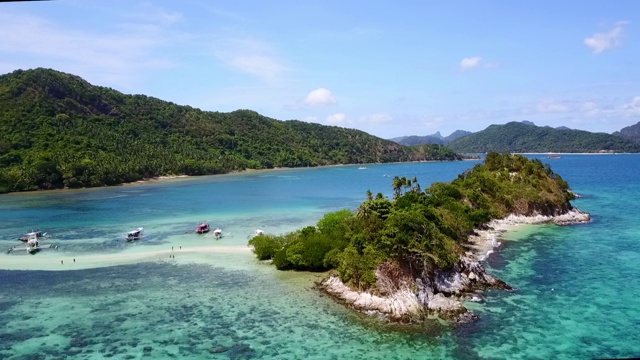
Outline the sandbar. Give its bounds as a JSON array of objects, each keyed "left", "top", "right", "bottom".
[{"left": 1, "top": 245, "right": 253, "bottom": 271}]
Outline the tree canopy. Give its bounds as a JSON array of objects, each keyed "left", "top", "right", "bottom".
[
  {"left": 249, "top": 153, "right": 576, "bottom": 291},
  {"left": 0, "top": 68, "right": 461, "bottom": 193},
  {"left": 448, "top": 121, "right": 640, "bottom": 153}
]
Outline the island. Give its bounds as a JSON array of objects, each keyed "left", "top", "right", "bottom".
[{"left": 248, "top": 153, "right": 590, "bottom": 322}]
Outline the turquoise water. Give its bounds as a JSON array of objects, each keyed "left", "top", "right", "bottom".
[{"left": 0, "top": 157, "right": 639, "bottom": 359}]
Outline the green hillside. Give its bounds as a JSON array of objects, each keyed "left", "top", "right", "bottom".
[
  {"left": 0, "top": 68, "right": 460, "bottom": 193},
  {"left": 448, "top": 121, "right": 640, "bottom": 153},
  {"left": 613, "top": 121, "right": 640, "bottom": 145}
]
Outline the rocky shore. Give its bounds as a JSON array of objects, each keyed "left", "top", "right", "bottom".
[{"left": 318, "top": 208, "right": 591, "bottom": 323}]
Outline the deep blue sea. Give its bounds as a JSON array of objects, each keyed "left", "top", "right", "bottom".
[{"left": 0, "top": 155, "right": 639, "bottom": 359}]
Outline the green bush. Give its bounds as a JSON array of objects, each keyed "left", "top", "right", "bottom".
[{"left": 248, "top": 234, "right": 287, "bottom": 260}]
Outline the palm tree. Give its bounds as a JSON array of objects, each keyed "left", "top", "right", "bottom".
[{"left": 392, "top": 176, "right": 403, "bottom": 199}]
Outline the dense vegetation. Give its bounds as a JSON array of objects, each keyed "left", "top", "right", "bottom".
[
  {"left": 249, "top": 153, "right": 575, "bottom": 290},
  {"left": 613, "top": 121, "right": 640, "bottom": 145},
  {"left": 448, "top": 122, "right": 640, "bottom": 153},
  {"left": 0, "top": 68, "right": 460, "bottom": 193}
]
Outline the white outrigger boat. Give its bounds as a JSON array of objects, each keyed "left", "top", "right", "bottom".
[
  {"left": 7, "top": 233, "right": 58, "bottom": 254},
  {"left": 213, "top": 228, "right": 223, "bottom": 239},
  {"left": 26, "top": 236, "right": 39, "bottom": 254},
  {"left": 126, "top": 227, "right": 144, "bottom": 241},
  {"left": 18, "top": 230, "right": 48, "bottom": 242}
]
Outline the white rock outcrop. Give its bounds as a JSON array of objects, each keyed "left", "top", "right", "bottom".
[{"left": 319, "top": 207, "right": 590, "bottom": 322}]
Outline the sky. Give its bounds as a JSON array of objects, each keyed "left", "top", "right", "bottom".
[{"left": 1, "top": 1, "right": 639, "bottom": 138}]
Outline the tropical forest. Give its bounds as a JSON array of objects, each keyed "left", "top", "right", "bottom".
[
  {"left": 0, "top": 68, "right": 460, "bottom": 194},
  {"left": 249, "top": 153, "right": 576, "bottom": 289}
]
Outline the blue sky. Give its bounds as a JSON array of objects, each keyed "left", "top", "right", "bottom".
[{"left": 1, "top": 1, "right": 639, "bottom": 138}]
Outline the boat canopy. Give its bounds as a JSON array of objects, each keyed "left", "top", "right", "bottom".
[{"left": 128, "top": 227, "right": 143, "bottom": 235}]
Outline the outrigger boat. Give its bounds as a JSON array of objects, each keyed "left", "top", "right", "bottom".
[
  {"left": 26, "top": 236, "right": 39, "bottom": 254},
  {"left": 7, "top": 234, "right": 58, "bottom": 254},
  {"left": 127, "top": 227, "right": 144, "bottom": 241},
  {"left": 18, "top": 230, "right": 48, "bottom": 242},
  {"left": 213, "top": 228, "right": 222, "bottom": 239},
  {"left": 196, "top": 223, "right": 211, "bottom": 234}
]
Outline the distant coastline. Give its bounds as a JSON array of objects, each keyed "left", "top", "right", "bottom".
[
  {"left": 2, "top": 153, "right": 616, "bottom": 196},
  {"left": 2, "top": 159, "right": 469, "bottom": 195}
]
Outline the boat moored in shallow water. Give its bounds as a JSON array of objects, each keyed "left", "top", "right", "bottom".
[
  {"left": 196, "top": 223, "right": 210, "bottom": 234},
  {"left": 7, "top": 234, "right": 58, "bottom": 255},
  {"left": 213, "top": 228, "right": 222, "bottom": 239},
  {"left": 127, "top": 227, "right": 144, "bottom": 241},
  {"left": 26, "top": 235, "right": 38, "bottom": 254},
  {"left": 18, "top": 230, "right": 48, "bottom": 242}
]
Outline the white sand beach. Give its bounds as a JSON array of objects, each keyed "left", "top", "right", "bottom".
[
  {"left": 466, "top": 209, "right": 591, "bottom": 260},
  {"left": 0, "top": 244, "right": 253, "bottom": 271}
]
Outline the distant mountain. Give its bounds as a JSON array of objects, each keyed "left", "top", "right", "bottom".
[
  {"left": 391, "top": 134, "right": 444, "bottom": 146},
  {"left": 392, "top": 130, "right": 473, "bottom": 146},
  {"left": 448, "top": 121, "right": 640, "bottom": 153},
  {"left": 612, "top": 121, "right": 640, "bottom": 145},
  {"left": 0, "top": 68, "right": 462, "bottom": 193},
  {"left": 445, "top": 130, "right": 473, "bottom": 143}
]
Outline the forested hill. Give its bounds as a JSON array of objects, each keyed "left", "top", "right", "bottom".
[
  {"left": 448, "top": 121, "right": 640, "bottom": 153},
  {"left": 0, "top": 68, "right": 460, "bottom": 193},
  {"left": 613, "top": 121, "right": 640, "bottom": 145}
]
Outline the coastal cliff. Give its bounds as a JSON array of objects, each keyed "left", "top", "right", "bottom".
[
  {"left": 249, "top": 153, "right": 590, "bottom": 322},
  {"left": 319, "top": 208, "right": 590, "bottom": 322}
]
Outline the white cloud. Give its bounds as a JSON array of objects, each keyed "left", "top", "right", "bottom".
[
  {"left": 576, "top": 96, "right": 640, "bottom": 119},
  {"left": 360, "top": 113, "right": 392, "bottom": 124},
  {"left": 304, "top": 88, "right": 336, "bottom": 106},
  {"left": 0, "top": 10, "right": 179, "bottom": 88},
  {"left": 213, "top": 37, "right": 288, "bottom": 81},
  {"left": 123, "top": 4, "right": 183, "bottom": 26},
  {"left": 421, "top": 116, "right": 445, "bottom": 128},
  {"left": 460, "top": 56, "right": 482, "bottom": 70},
  {"left": 580, "top": 101, "right": 600, "bottom": 117},
  {"left": 584, "top": 21, "right": 629, "bottom": 54},
  {"left": 622, "top": 96, "right": 640, "bottom": 115},
  {"left": 229, "top": 54, "right": 285, "bottom": 80},
  {"left": 536, "top": 100, "right": 570, "bottom": 113},
  {"left": 580, "top": 101, "right": 598, "bottom": 111},
  {"left": 326, "top": 113, "right": 346, "bottom": 125}
]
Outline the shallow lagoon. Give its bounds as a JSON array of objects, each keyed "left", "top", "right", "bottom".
[{"left": 1, "top": 156, "right": 639, "bottom": 359}]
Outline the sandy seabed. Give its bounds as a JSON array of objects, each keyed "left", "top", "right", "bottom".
[{"left": 1, "top": 244, "right": 253, "bottom": 271}]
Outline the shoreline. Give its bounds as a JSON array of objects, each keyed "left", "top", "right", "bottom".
[
  {"left": 319, "top": 208, "right": 591, "bottom": 322},
  {"left": 0, "top": 158, "right": 471, "bottom": 195},
  {"left": 0, "top": 245, "right": 253, "bottom": 271},
  {"left": 465, "top": 208, "right": 591, "bottom": 260},
  {"left": 2, "top": 153, "right": 623, "bottom": 196}
]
